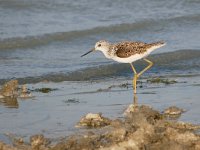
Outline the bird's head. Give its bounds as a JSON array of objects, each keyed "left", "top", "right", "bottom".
[{"left": 81, "top": 40, "right": 110, "bottom": 57}]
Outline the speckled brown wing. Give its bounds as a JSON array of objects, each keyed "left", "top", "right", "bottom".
[{"left": 115, "top": 41, "right": 150, "bottom": 58}]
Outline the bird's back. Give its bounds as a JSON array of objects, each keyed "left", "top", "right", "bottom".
[{"left": 114, "top": 41, "right": 165, "bottom": 58}]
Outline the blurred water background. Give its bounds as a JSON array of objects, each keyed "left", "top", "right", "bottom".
[{"left": 0, "top": 0, "right": 200, "bottom": 82}]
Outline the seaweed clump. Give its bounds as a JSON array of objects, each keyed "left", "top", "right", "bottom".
[
  {"left": 33, "top": 88, "right": 57, "bottom": 93},
  {"left": 147, "top": 77, "right": 177, "bottom": 84}
]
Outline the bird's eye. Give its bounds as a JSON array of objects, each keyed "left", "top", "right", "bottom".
[{"left": 98, "top": 44, "right": 101, "bottom": 47}]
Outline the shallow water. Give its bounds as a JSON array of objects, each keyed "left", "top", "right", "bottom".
[
  {"left": 0, "top": 0, "right": 200, "bottom": 81},
  {"left": 0, "top": 75, "right": 200, "bottom": 142},
  {"left": 0, "top": 50, "right": 199, "bottom": 84}
]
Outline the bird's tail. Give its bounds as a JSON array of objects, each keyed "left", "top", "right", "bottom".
[{"left": 146, "top": 41, "right": 166, "bottom": 53}]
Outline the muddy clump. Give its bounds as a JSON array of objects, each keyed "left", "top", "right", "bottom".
[
  {"left": 52, "top": 105, "right": 200, "bottom": 150},
  {"left": 164, "top": 106, "right": 185, "bottom": 119},
  {"left": 76, "top": 113, "right": 111, "bottom": 128},
  {"left": 0, "top": 80, "right": 33, "bottom": 108},
  {"left": 0, "top": 141, "right": 17, "bottom": 150},
  {"left": 4, "top": 134, "right": 51, "bottom": 150},
  {"left": 0, "top": 80, "right": 19, "bottom": 98},
  {"left": 1, "top": 105, "right": 200, "bottom": 150},
  {"left": 164, "top": 106, "right": 184, "bottom": 115},
  {"left": 30, "top": 134, "right": 50, "bottom": 150},
  {"left": 0, "top": 80, "right": 19, "bottom": 108},
  {"left": 0, "top": 80, "right": 33, "bottom": 99},
  {"left": 19, "top": 85, "right": 32, "bottom": 98}
]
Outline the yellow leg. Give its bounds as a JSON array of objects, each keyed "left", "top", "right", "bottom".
[
  {"left": 130, "top": 59, "right": 153, "bottom": 95},
  {"left": 130, "top": 63, "right": 137, "bottom": 94},
  {"left": 137, "top": 58, "right": 153, "bottom": 78}
]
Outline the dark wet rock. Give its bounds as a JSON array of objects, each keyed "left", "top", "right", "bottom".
[{"left": 76, "top": 113, "right": 111, "bottom": 128}]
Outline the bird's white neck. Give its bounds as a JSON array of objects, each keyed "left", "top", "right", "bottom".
[{"left": 97, "top": 47, "right": 111, "bottom": 59}]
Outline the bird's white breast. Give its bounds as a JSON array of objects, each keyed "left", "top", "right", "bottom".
[
  {"left": 111, "top": 46, "right": 162, "bottom": 63},
  {"left": 112, "top": 52, "right": 149, "bottom": 63}
]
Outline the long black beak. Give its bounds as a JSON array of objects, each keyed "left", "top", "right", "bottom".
[{"left": 81, "top": 48, "right": 95, "bottom": 57}]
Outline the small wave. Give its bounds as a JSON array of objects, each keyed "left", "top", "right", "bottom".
[
  {"left": 0, "top": 21, "right": 153, "bottom": 50},
  {"left": 0, "top": 14, "right": 200, "bottom": 50},
  {"left": 0, "top": 49, "right": 199, "bottom": 84}
]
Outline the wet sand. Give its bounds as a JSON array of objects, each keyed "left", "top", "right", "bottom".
[{"left": 0, "top": 74, "right": 200, "bottom": 149}]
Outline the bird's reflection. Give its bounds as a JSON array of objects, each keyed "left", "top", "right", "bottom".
[{"left": 133, "top": 93, "right": 138, "bottom": 107}]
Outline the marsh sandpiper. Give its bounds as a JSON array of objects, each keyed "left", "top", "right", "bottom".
[{"left": 81, "top": 40, "right": 166, "bottom": 94}]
